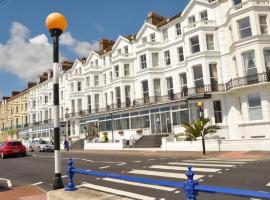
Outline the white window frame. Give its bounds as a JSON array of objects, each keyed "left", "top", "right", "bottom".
[
  {"left": 164, "top": 50, "right": 171, "bottom": 66},
  {"left": 190, "top": 36, "right": 200, "bottom": 54},
  {"left": 200, "top": 10, "right": 208, "bottom": 21},
  {"left": 94, "top": 75, "right": 99, "bottom": 86},
  {"left": 162, "top": 28, "right": 168, "bottom": 41},
  {"left": 124, "top": 64, "right": 130, "bottom": 77},
  {"left": 175, "top": 22, "right": 181, "bottom": 36},
  {"left": 206, "top": 34, "right": 214, "bottom": 50},
  {"left": 140, "top": 54, "right": 147, "bottom": 69},
  {"left": 248, "top": 94, "right": 263, "bottom": 121},
  {"left": 238, "top": 17, "right": 252, "bottom": 39},
  {"left": 259, "top": 15, "right": 268, "bottom": 35},
  {"left": 178, "top": 47, "right": 184, "bottom": 62}
]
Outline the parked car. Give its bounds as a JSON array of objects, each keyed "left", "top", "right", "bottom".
[
  {"left": 0, "top": 141, "right": 27, "bottom": 159},
  {"left": 31, "top": 140, "right": 54, "bottom": 152}
]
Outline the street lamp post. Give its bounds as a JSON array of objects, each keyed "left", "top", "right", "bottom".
[
  {"left": 197, "top": 101, "right": 205, "bottom": 155},
  {"left": 45, "top": 12, "right": 67, "bottom": 190},
  {"left": 65, "top": 108, "right": 70, "bottom": 139}
]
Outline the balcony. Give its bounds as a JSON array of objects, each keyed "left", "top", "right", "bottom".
[
  {"left": 226, "top": 72, "right": 270, "bottom": 91},
  {"left": 64, "top": 72, "right": 269, "bottom": 118},
  {"left": 186, "top": 20, "right": 216, "bottom": 32},
  {"left": 227, "top": 0, "right": 270, "bottom": 17}
]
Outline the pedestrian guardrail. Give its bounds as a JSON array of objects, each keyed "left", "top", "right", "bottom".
[{"left": 65, "top": 158, "right": 270, "bottom": 199}]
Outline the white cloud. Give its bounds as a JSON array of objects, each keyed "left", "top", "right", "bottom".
[
  {"left": 61, "top": 32, "right": 98, "bottom": 57},
  {"left": 0, "top": 22, "right": 98, "bottom": 81}
]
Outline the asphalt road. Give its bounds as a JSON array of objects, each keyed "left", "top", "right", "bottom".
[{"left": 0, "top": 151, "right": 269, "bottom": 200}]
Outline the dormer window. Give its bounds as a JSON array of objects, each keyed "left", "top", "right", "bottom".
[
  {"left": 142, "top": 36, "right": 147, "bottom": 44},
  {"left": 200, "top": 10, "right": 208, "bottom": 21},
  {"left": 162, "top": 28, "right": 168, "bottom": 41},
  {"left": 124, "top": 46, "right": 129, "bottom": 55},
  {"left": 175, "top": 23, "right": 181, "bottom": 36},
  {"left": 188, "top": 15, "right": 196, "bottom": 24},
  {"left": 117, "top": 48, "right": 121, "bottom": 55},
  {"left": 95, "top": 59, "right": 98, "bottom": 67},
  {"left": 150, "top": 33, "right": 155, "bottom": 42}
]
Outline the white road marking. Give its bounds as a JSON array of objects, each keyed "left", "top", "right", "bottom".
[
  {"left": 61, "top": 175, "right": 68, "bottom": 178},
  {"left": 133, "top": 160, "right": 142, "bottom": 163},
  {"left": 266, "top": 182, "right": 270, "bottom": 186},
  {"left": 81, "top": 159, "right": 126, "bottom": 165},
  {"left": 208, "top": 175, "right": 213, "bottom": 177},
  {"left": 31, "top": 182, "right": 43, "bottom": 186},
  {"left": 183, "top": 160, "right": 246, "bottom": 164},
  {"left": 99, "top": 166, "right": 110, "bottom": 169},
  {"left": 174, "top": 191, "right": 180, "bottom": 194},
  {"left": 0, "top": 178, "right": 12, "bottom": 187},
  {"left": 149, "top": 165, "right": 221, "bottom": 173},
  {"left": 117, "top": 163, "right": 126, "bottom": 166},
  {"left": 81, "top": 183, "right": 156, "bottom": 200},
  {"left": 196, "top": 158, "right": 257, "bottom": 162},
  {"left": 168, "top": 162, "right": 235, "bottom": 168},
  {"left": 148, "top": 159, "right": 155, "bottom": 161},
  {"left": 103, "top": 178, "right": 175, "bottom": 191},
  {"left": 128, "top": 170, "right": 204, "bottom": 180}
]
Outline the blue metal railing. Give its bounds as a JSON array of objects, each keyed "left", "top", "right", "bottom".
[{"left": 65, "top": 158, "right": 270, "bottom": 199}]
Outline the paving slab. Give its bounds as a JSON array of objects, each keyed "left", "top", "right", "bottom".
[{"left": 47, "top": 187, "right": 132, "bottom": 200}]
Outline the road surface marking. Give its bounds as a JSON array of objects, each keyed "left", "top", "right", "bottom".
[
  {"left": 148, "top": 159, "right": 155, "bottom": 161},
  {"left": 117, "top": 163, "right": 126, "bottom": 166},
  {"left": 149, "top": 165, "right": 221, "bottom": 172},
  {"left": 174, "top": 191, "right": 180, "bottom": 194},
  {"left": 183, "top": 160, "right": 246, "bottom": 164},
  {"left": 133, "top": 160, "right": 142, "bottom": 163},
  {"left": 61, "top": 175, "right": 68, "bottom": 178},
  {"left": 266, "top": 182, "right": 270, "bottom": 186},
  {"left": 168, "top": 162, "right": 235, "bottom": 167},
  {"left": 81, "top": 183, "right": 156, "bottom": 200},
  {"left": 128, "top": 170, "right": 204, "bottom": 180},
  {"left": 196, "top": 158, "right": 257, "bottom": 162},
  {"left": 99, "top": 166, "right": 110, "bottom": 169},
  {"left": 81, "top": 159, "right": 126, "bottom": 165},
  {"left": 0, "top": 178, "right": 12, "bottom": 187},
  {"left": 31, "top": 182, "right": 43, "bottom": 186},
  {"left": 208, "top": 175, "right": 213, "bottom": 177},
  {"left": 103, "top": 178, "right": 175, "bottom": 191}
]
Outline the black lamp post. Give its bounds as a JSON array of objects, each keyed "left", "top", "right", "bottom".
[
  {"left": 197, "top": 101, "right": 205, "bottom": 155},
  {"left": 45, "top": 12, "right": 67, "bottom": 190}
]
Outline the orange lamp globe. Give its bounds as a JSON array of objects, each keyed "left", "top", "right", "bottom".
[
  {"left": 197, "top": 101, "right": 203, "bottom": 108},
  {"left": 45, "top": 12, "right": 67, "bottom": 32}
]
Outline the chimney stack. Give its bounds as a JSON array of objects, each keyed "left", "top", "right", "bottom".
[
  {"left": 99, "top": 38, "right": 114, "bottom": 52},
  {"left": 146, "top": 12, "right": 165, "bottom": 26},
  {"left": 27, "top": 82, "right": 36, "bottom": 89},
  {"left": 12, "top": 91, "right": 20, "bottom": 97}
]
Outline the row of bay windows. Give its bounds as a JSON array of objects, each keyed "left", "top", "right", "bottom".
[
  {"left": 139, "top": 33, "right": 215, "bottom": 70},
  {"left": 234, "top": 15, "right": 269, "bottom": 41},
  {"left": 68, "top": 47, "right": 270, "bottom": 94},
  {"left": 82, "top": 13, "right": 268, "bottom": 73}
]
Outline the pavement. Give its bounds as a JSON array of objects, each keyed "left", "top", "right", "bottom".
[
  {"left": 0, "top": 150, "right": 270, "bottom": 200},
  {"left": 0, "top": 185, "right": 46, "bottom": 200}
]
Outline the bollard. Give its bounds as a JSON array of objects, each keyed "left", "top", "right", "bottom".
[
  {"left": 65, "top": 158, "right": 76, "bottom": 191},
  {"left": 183, "top": 166, "right": 198, "bottom": 200}
]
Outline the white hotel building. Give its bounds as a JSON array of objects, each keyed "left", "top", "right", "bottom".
[{"left": 20, "top": 0, "right": 270, "bottom": 143}]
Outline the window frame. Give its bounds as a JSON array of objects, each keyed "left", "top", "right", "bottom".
[{"left": 237, "top": 17, "right": 252, "bottom": 39}]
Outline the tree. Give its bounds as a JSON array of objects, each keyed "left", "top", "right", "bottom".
[{"left": 182, "top": 118, "right": 220, "bottom": 141}]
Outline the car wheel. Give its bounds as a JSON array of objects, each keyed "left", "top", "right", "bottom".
[
  {"left": 22, "top": 153, "right": 27, "bottom": 157},
  {"left": 1, "top": 152, "right": 6, "bottom": 159}
]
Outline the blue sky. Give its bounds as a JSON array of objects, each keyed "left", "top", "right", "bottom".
[{"left": 0, "top": 0, "right": 189, "bottom": 97}]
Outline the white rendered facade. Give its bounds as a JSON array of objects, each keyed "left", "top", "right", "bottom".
[{"left": 21, "top": 0, "right": 270, "bottom": 141}]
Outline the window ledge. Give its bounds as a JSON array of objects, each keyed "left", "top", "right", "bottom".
[{"left": 238, "top": 120, "right": 270, "bottom": 127}]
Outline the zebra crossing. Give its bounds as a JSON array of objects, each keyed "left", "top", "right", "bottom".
[{"left": 81, "top": 158, "right": 258, "bottom": 200}]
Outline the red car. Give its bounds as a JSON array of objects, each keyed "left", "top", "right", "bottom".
[{"left": 0, "top": 141, "right": 27, "bottom": 159}]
